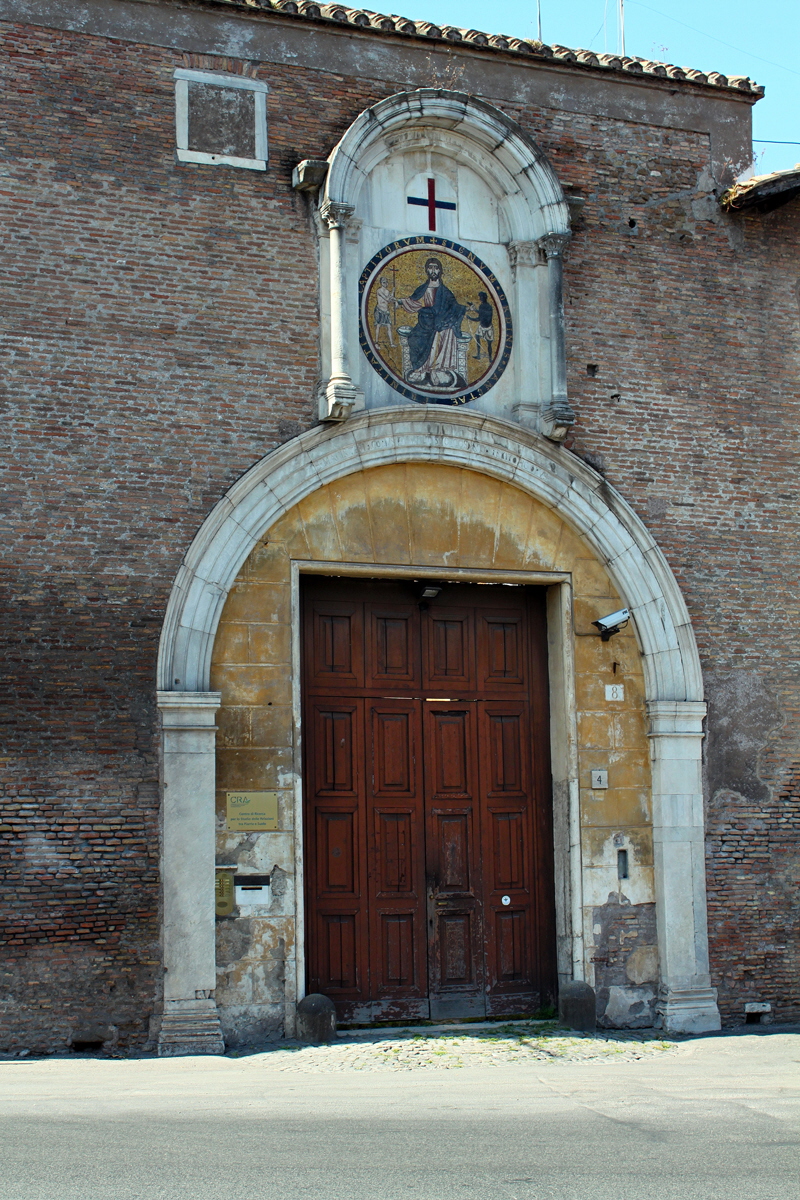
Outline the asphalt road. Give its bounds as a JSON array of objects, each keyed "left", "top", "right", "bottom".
[{"left": 1, "top": 1031, "right": 797, "bottom": 1200}]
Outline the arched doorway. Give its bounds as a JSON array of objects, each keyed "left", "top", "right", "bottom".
[{"left": 156, "top": 409, "right": 720, "bottom": 1053}]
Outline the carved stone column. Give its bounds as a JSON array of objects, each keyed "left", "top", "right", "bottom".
[
  {"left": 319, "top": 200, "right": 360, "bottom": 421},
  {"left": 508, "top": 240, "right": 542, "bottom": 431},
  {"left": 648, "top": 700, "right": 722, "bottom": 1034},
  {"left": 157, "top": 692, "right": 225, "bottom": 1056},
  {"left": 536, "top": 231, "right": 576, "bottom": 442}
]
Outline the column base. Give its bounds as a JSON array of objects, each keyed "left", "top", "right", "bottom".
[
  {"left": 319, "top": 379, "right": 363, "bottom": 422},
  {"left": 657, "top": 987, "right": 721, "bottom": 1035},
  {"left": 511, "top": 401, "right": 540, "bottom": 430},
  {"left": 540, "top": 400, "right": 576, "bottom": 443},
  {"left": 158, "top": 999, "right": 225, "bottom": 1057}
]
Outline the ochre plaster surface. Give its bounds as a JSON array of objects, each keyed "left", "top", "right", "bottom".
[{"left": 209, "top": 463, "right": 653, "bottom": 1038}]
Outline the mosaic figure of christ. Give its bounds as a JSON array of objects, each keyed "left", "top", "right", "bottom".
[{"left": 399, "top": 256, "right": 467, "bottom": 388}]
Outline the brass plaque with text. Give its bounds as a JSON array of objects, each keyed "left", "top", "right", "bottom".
[{"left": 225, "top": 791, "right": 279, "bottom": 831}]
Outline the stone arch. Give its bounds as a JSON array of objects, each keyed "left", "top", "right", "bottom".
[
  {"left": 322, "top": 88, "right": 570, "bottom": 243},
  {"left": 314, "top": 89, "right": 574, "bottom": 430},
  {"left": 158, "top": 408, "right": 700, "bottom": 700}
]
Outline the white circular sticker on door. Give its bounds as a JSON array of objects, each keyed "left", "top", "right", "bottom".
[{"left": 501, "top": 895, "right": 511, "bottom": 906}]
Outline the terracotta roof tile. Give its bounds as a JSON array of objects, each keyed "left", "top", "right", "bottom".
[
  {"left": 720, "top": 164, "right": 800, "bottom": 212},
  {"left": 205, "top": 0, "right": 764, "bottom": 95}
]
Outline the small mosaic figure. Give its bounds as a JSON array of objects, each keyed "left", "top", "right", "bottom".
[
  {"left": 373, "top": 275, "right": 396, "bottom": 347},
  {"left": 466, "top": 291, "right": 495, "bottom": 359}
]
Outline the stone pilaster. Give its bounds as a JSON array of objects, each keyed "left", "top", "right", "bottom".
[
  {"left": 157, "top": 692, "right": 225, "bottom": 1056},
  {"left": 508, "top": 239, "right": 544, "bottom": 431},
  {"left": 535, "top": 231, "right": 576, "bottom": 442},
  {"left": 648, "top": 700, "right": 721, "bottom": 1034}
]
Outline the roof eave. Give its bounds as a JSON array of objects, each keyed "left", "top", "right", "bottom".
[
  {"left": 192, "top": 0, "right": 765, "bottom": 99},
  {"left": 721, "top": 170, "right": 800, "bottom": 214}
]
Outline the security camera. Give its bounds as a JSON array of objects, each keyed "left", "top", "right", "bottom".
[{"left": 592, "top": 607, "right": 631, "bottom": 640}]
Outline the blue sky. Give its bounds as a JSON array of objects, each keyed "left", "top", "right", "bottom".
[{"left": 392, "top": 0, "right": 800, "bottom": 176}]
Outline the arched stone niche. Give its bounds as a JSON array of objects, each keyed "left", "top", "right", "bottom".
[
  {"left": 156, "top": 410, "right": 720, "bottom": 1052},
  {"left": 314, "top": 90, "right": 575, "bottom": 439}
]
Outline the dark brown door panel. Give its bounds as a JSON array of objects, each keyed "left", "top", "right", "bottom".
[
  {"left": 302, "top": 578, "right": 556, "bottom": 1023},
  {"left": 366, "top": 603, "right": 422, "bottom": 690}
]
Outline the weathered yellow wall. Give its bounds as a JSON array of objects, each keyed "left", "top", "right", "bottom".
[{"left": 209, "top": 462, "right": 653, "bottom": 1041}]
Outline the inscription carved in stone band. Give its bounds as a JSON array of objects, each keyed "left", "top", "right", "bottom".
[{"left": 359, "top": 237, "right": 513, "bottom": 406}]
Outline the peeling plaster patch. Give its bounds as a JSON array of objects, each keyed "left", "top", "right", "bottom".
[
  {"left": 626, "top": 944, "right": 658, "bottom": 986},
  {"left": 723, "top": 214, "right": 746, "bottom": 253},
  {"left": 704, "top": 670, "right": 782, "bottom": 806},
  {"left": 581, "top": 832, "right": 654, "bottom": 908},
  {"left": 269, "top": 864, "right": 288, "bottom": 911},
  {"left": 690, "top": 194, "right": 718, "bottom": 221},
  {"left": 216, "top": 914, "right": 294, "bottom": 1045},
  {"left": 643, "top": 166, "right": 747, "bottom": 252},
  {"left": 216, "top": 918, "right": 253, "bottom": 966},
  {"left": 218, "top": 1003, "right": 285, "bottom": 1048},
  {"left": 592, "top": 897, "right": 658, "bottom": 1028},
  {"left": 604, "top": 985, "right": 656, "bottom": 1027},
  {"left": 218, "top": 832, "right": 295, "bottom": 878},
  {"left": 221, "top": 835, "right": 262, "bottom": 861}
]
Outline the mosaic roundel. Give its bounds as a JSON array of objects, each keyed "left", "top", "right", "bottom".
[{"left": 359, "top": 237, "right": 513, "bottom": 406}]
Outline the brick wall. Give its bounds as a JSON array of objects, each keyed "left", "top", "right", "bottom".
[
  {"left": 560, "top": 171, "right": 800, "bottom": 1024},
  {"left": 2, "top": 12, "right": 798, "bottom": 1049}
]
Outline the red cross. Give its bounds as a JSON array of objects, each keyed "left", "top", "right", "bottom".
[{"left": 407, "top": 178, "right": 457, "bottom": 231}]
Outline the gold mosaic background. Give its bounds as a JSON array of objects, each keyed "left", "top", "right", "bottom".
[{"left": 363, "top": 248, "right": 503, "bottom": 386}]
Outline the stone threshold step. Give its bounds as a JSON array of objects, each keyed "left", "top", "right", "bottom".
[{"left": 336, "top": 1018, "right": 558, "bottom": 1039}]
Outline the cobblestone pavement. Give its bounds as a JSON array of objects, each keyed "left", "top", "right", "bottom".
[{"left": 249, "top": 1021, "right": 681, "bottom": 1072}]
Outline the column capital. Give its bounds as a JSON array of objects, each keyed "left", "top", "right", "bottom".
[
  {"left": 647, "top": 700, "right": 707, "bottom": 737},
  {"left": 507, "top": 239, "right": 541, "bottom": 269},
  {"left": 536, "top": 230, "right": 571, "bottom": 259},
  {"left": 157, "top": 691, "right": 221, "bottom": 729},
  {"left": 319, "top": 200, "right": 355, "bottom": 229}
]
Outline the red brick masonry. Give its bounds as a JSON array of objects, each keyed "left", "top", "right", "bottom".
[{"left": 1, "top": 4, "right": 798, "bottom": 1049}]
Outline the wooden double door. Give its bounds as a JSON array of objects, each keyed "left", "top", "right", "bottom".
[{"left": 302, "top": 577, "right": 556, "bottom": 1023}]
